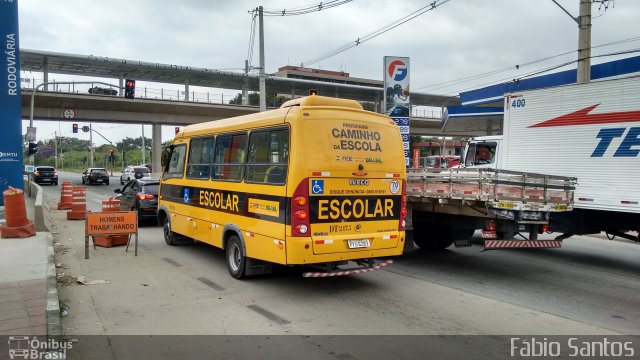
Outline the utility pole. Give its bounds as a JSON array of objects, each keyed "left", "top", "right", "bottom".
[
  {"left": 243, "top": 60, "right": 249, "bottom": 106},
  {"left": 258, "top": 6, "right": 266, "bottom": 112},
  {"left": 54, "top": 131, "right": 58, "bottom": 169},
  {"left": 551, "top": 0, "right": 592, "bottom": 84},
  {"left": 141, "top": 124, "right": 146, "bottom": 164},
  {"left": 577, "top": 0, "right": 592, "bottom": 84},
  {"left": 89, "top": 122, "right": 94, "bottom": 168}
]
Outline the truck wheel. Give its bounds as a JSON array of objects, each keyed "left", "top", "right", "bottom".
[
  {"left": 226, "top": 235, "right": 246, "bottom": 279},
  {"left": 413, "top": 225, "right": 453, "bottom": 251}
]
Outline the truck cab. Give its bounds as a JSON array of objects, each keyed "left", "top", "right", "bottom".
[{"left": 462, "top": 135, "right": 503, "bottom": 169}]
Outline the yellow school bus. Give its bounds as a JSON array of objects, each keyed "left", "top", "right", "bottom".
[{"left": 158, "top": 95, "right": 406, "bottom": 279}]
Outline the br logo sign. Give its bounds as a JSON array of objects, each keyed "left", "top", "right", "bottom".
[{"left": 388, "top": 60, "right": 408, "bottom": 81}]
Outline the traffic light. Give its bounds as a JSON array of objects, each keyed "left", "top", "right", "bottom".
[
  {"left": 175, "top": 127, "right": 180, "bottom": 134},
  {"left": 125, "top": 79, "right": 136, "bottom": 99},
  {"left": 72, "top": 123, "right": 78, "bottom": 133},
  {"left": 110, "top": 149, "right": 115, "bottom": 158},
  {"left": 27, "top": 142, "right": 38, "bottom": 156}
]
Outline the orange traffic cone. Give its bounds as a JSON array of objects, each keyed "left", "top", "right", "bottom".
[
  {"left": 66, "top": 187, "right": 86, "bottom": 220},
  {"left": 93, "top": 197, "right": 128, "bottom": 247},
  {"left": 1, "top": 187, "right": 36, "bottom": 238},
  {"left": 57, "top": 182, "right": 73, "bottom": 210}
]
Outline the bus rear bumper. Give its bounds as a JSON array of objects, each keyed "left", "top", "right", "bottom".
[{"left": 302, "top": 258, "right": 393, "bottom": 278}]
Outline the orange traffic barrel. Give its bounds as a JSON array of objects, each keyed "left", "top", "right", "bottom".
[
  {"left": 94, "top": 197, "right": 129, "bottom": 247},
  {"left": 67, "top": 187, "right": 87, "bottom": 220},
  {"left": 0, "top": 187, "right": 36, "bottom": 238},
  {"left": 58, "top": 182, "right": 73, "bottom": 210}
]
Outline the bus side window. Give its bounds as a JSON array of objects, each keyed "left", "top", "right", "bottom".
[
  {"left": 246, "top": 129, "right": 288, "bottom": 185},
  {"left": 212, "top": 134, "right": 246, "bottom": 181},
  {"left": 186, "top": 137, "right": 214, "bottom": 179},
  {"left": 163, "top": 144, "right": 187, "bottom": 180}
]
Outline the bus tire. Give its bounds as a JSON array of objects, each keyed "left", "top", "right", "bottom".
[
  {"left": 163, "top": 216, "right": 192, "bottom": 246},
  {"left": 226, "top": 235, "right": 246, "bottom": 279}
]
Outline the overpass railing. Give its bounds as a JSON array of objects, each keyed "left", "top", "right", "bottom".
[{"left": 20, "top": 78, "right": 442, "bottom": 118}]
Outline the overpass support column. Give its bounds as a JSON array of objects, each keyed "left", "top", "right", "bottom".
[
  {"left": 43, "top": 56, "right": 49, "bottom": 91},
  {"left": 152, "top": 124, "right": 162, "bottom": 175}
]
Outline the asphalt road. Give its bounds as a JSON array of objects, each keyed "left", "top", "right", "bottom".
[{"left": 41, "top": 171, "right": 640, "bottom": 336}]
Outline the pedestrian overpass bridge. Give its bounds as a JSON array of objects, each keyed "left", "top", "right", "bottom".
[{"left": 21, "top": 49, "right": 462, "bottom": 171}]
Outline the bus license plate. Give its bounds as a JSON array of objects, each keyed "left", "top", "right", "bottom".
[{"left": 347, "top": 239, "right": 370, "bottom": 249}]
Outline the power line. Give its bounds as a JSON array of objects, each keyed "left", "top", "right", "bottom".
[
  {"left": 246, "top": 11, "right": 258, "bottom": 70},
  {"left": 414, "top": 35, "right": 640, "bottom": 93},
  {"left": 260, "top": 0, "right": 353, "bottom": 16},
  {"left": 447, "top": 48, "right": 640, "bottom": 96},
  {"left": 300, "top": 0, "right": 452, "bottom": 67}
]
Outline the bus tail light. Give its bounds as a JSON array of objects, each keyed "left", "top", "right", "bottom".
[
  {"left": 399, "top": 180, "right": 407, "bottom": 231},
  {"left": 291, "top": 178, "right": 310, "bottom": 237}
]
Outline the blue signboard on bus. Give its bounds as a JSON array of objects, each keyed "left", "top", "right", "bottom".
[{"left": 0, "top": 0, "right": 23, "bottom": 205}]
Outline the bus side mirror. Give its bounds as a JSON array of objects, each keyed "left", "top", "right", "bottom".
[{"left": 161, "top": 148, "right": 171, "bottom": 169}]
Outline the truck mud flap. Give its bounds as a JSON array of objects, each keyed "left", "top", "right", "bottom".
[
  {"left": 303, "top": 259, "right": 393, "bottom": 278},
  {"left": 483, "top": 240, "right": 562, "bottom": 250}
]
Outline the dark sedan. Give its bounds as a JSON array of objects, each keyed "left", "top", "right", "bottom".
[
  {"left": 114, "top": 179, "right": 159, "bottom": 224},
  {"left": 82, "top": 168, "right": 110, "bottom": 185},
  {"left": 31, "top": 166, "right": 58, "bottom": 185}
]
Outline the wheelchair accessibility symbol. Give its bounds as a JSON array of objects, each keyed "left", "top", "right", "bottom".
[
  {"left": 311, "top": 180, "right": 324, "bottom": 194},
  {"left": 184, "top": 188, "right": 190, "bottom": 203}
]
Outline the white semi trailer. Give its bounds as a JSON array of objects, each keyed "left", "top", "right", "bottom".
[{"left": 462, "top": 76, "right": 640, "bottom": 243}]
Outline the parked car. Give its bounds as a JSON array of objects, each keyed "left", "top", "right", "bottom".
[
  {"left": 88, "top": 87, "right": 118, "bottom": 96},
  {"left": 82, "top": 168, "right": 110, "bottom": 185},
  {"left": 120, "top": 166, "right": 151, "bottom": 185},
  {"left": 31, "top": 166, "right": 58, "bottom": 185},
  {"left": 114, "top": 178, "right": 159, "bottom": 224}
]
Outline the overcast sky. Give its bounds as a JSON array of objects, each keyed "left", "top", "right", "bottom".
[{"left": 18, "top": 0, "right": 639, "bottom": 146}]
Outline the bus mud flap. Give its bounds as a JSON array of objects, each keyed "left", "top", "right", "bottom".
[
  {"left": 303, "top": 259, "right": 393, "bottom": 278},
  {"left": 245, "top": 257, "right": 273, "bottom": 276}
]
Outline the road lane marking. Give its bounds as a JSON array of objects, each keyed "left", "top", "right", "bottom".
[
  {"left": 162, "top": 258, "right": 182, "bottom": 267},
  {"left": 197, "top": 277, "right": 225, "bottom": 291},
  {"left": 247, "top": 304, "right": 290, "bottom": 325}
]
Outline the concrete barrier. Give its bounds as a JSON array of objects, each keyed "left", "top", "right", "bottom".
[{"left": 23, "top": 178, "right": 49, "bottom": 231}]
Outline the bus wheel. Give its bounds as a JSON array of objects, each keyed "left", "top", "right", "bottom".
[
  {"left": 226, "top": 236, "right": 246, "bottom": 279},
  {"left": 163, "top": 216, "right": 192, "bottom": 246}
]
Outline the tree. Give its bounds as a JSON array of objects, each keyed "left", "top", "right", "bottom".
[
  {"left": 56, "top": 136, "right": 91, "bottom": 152},
  {"left": 34, "top": 144, "right": 55, "bottom": 159},
  {"left": 229, "top": 92, "right": 289, "bottom": 107},
  {"left": 361, "top": 102, "right": 375, "bottom": 112},
  {"left": 116, "top": 136, "right": 152, "bottom": 151}
]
